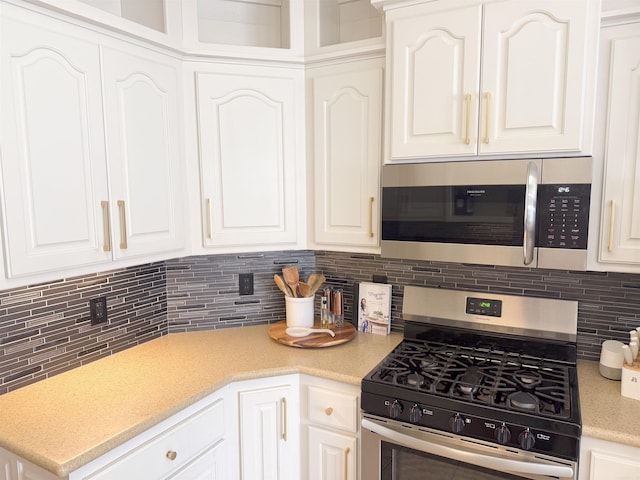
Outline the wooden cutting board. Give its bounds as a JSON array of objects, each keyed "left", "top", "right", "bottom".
[{"left": 268, "top": 321, "right": 356, "bottom": 348}]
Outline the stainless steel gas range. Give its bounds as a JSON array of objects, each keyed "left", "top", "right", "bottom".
[{"left": 361, "top": 286, "right": 581, "bottom": 480}]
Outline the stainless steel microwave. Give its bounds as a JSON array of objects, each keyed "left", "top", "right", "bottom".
[{"left": 381, "top": 157, "right": 592, "bottom": 270}]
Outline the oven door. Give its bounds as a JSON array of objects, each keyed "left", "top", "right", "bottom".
[{"left": 361, "top": 415, "right": 577, "bottom": 480}]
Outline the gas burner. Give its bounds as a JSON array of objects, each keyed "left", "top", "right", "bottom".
[
  {"left": 420, "top": 357, "right": 440, "bottom": 371},
  {"left": 455, "top": 365, "right": 483, "bottom": 396},
  {"left": 507, "top": 391, "right": 540, "bottom": 411},
  {"left": 514, "top": 370, "right": 542, "bottom": 389},
  {"left": 406, "top": 372, "right": 425, "bottom": 387}
]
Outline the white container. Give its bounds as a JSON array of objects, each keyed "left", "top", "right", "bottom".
[
  {"left": 621, "top": 362, "right": 640, "bottom": 401},
  {"left": 599, "top": 340, "right": 625, "bottom": 380},
  {"left": 285, "top": 296, "right": 314, "bottom": 328}
]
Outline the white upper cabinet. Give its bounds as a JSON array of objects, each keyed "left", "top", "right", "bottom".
[
  {"left": 310, "top": 59, "right": 383, "bottom": 251},
  {"left": 194, "top": 65, "right": 303, "bottom": 250},
  {"left": 383, "top": 0, "right": 599, "bottom": 161},
  {"left": 0, "top": 4, "right": 186, "bottom": 284},
  {"left": 101, "top": 47, "right": 185, "bottom": 260},
  {"left": 0, "top": 9, "right": 111, "bottom": 277},
  {"left": 597, "top": 23, "right": 640, "bottom": 268}
]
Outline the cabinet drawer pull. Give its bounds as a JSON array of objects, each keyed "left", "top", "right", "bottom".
[
  {"left": 464, "top": 93, "right": 471, "bottom": 145},
  {"left": 166, "top": 450, "right": 177, "bottom": 461},
  {"left": 344, "top": 447, "right": 350, "bottom": 479},
  {"left": 608, "top": 200, "right": 615, "bottom": 252},
  {"left": 206, "top": 198, "right": 213, "bottom": 239},
  {"left": 484, "top": 92, "right": 491, "bottom": 144},
  {"left": 101, "top": 201, "right": 111, "bottom": 252},
  {"left": 117, "top": 200, "right": 127, "bottom": 249},
  {"left": 282, "top": 397, "right": 287, "bottom": 441},
  {"left": 325, "top": 407, "right": 334, "bottom": 416},
  {"left": 368, "top": 197, "right": 374, "bottom": 238}
]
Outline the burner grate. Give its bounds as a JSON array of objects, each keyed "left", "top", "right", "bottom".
[{"left": 370, "top": 340, "right": 572, "bottom": 419}]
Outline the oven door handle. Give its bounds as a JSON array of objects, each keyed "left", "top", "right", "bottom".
[
  {"left": 361, "top": 418, "right": 574, "bottom": 479},
  {"left": 523, "top": 161, "right": 539, "bottom": 266}
]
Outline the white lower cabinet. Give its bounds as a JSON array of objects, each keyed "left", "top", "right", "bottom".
[
  {"left": 579, "top": 436, "right": 640, "bottom": 480},
  {"left": 302, "top": 375, "right": 360, "bottom": 480},
  {"left": 68, "top": 392, "right": 228, "bottom": 480},
  {"left": 233, "top": 375, "right": 300, "bottom": 480},
  {"left": 0, "top": 374, "right": 360, "bottom": 480}
]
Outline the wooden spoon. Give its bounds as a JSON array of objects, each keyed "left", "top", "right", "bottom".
[
  {"left": 274, "top": 274, "right": 292, "bottom": 297},
  {"left": 282, "top": 266, "right": 299, "bottom": 297}
]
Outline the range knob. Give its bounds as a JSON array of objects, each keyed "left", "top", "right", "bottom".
[
  {"left": 449, "top": 414, "right": 465, "bottom": 434},
  {"left": 495, "top": 423, "right": 511, "bottom": 445},
  {"left": 388, "top": 399, "right": 403, "bottom": 419},
  {"left": 409, "top": 404, "right": 423, "bottom": 423},
  {"left": 518, "top": 428, "right": 536, "bottom": 450}
]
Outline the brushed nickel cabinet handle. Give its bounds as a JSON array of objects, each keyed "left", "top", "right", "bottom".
[
  {"left": 464, "top": 93, "right": 471, "bottom": 145},
  {"left": 484, "top": 92, "right": 491, "bottom": 144},
  {"left": 100, "top": 201, "right": 111, "bottom": 252},
  {"left": 166, "top": 450, "right": 177, "bottom": 461},
  {"left": 117, "top": 200, "right": 127, "bottom": 249},
  {"left": 206, "top": 198, "right": 213, "bottom": 239},
  {"left": 608, "top": 200, "right": 615, "bottom": 252},
  {"left": 368, "top": 197, "right": 374, "bottom": 238},
  {"left": 325, "top": 407, "right": 334, "bottom": 416},
  {"left": 282, "top": 397, "right": 287, "bottom": 441},
  {"left": 344, "top": 447, "right": 351, "bottom": 479}
]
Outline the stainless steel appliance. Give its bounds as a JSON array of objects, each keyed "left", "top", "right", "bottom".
[
  {"left": 361, "top": 286, "right": 581, "bottom": 480},
  {"left": 381, "top": 157, "right": 592, "bottom": 270}
]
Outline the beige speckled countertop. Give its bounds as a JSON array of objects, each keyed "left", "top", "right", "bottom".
[
  {"left": 0, "top": 325, "right": 402, "bottom": 478},
  {"left": 0, "top": 326, "right": 638, "bottom": 478},
  {"left": 577, "top": 359, "right": 640, "bottom": 448}
]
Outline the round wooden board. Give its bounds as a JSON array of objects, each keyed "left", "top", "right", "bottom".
[{"left": 268, "top": 321, "right": 356, "bottom": 348}]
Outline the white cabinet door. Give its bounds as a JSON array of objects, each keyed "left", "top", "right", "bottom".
[
  {"left": 579, "top": 436, "right": 640, "bottom": 480},
  {"left": 307, "top": 426, "right": 357, "bottom": 480},
  {"left": 599, "top": 34, "right": 640, "bottom": 266},
  {"left": 312, "top": 59, "right": 383, "bottom": 249},
  {"left": 0, "top": 9, "right": 111, "bottom": 277},
  {"left": 388, "top": 4, "right": 481, "bottom": 159},
  {"left": 238, "top": 383, "right": 298, "bottom": 480},
  {"left": 480, "top": 1, "right": 590, "bottom": 154},
  {"left": 385, "top": 0, "right": 596, "bottom": 161},
  {"left": 101, "top": 46, "right": 186, "bottom": 260},
  {"left": 196, "top": 68, "right": 300, "bottom": 249}
]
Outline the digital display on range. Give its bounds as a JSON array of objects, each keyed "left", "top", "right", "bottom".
[{"left": 466, "top": 297, "right": 502, "bottom": 317}]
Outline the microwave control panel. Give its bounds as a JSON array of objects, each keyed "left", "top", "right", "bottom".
[{"left": 537, "top": 184, "right": 591, "bottom": 249}]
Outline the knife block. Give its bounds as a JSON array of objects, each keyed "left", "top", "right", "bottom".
[{"left": 621, "top": 361, "right": 640, "bottom": 401}]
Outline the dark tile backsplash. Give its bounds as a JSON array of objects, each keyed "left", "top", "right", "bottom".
[
  {"left": 1, "top": 250, "right": 639, "bottom": 394},
  {"left": 0, "top": 263, "right": 167, "bottom": 395}
]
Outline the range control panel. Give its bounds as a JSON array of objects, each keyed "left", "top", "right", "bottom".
[{"left": 537, "top": 184, "right": 591, "bottom": 249}]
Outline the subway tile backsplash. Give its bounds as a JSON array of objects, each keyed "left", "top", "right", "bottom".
[{"left": 1, "top": 251, "right": 639, "bottom": 394}]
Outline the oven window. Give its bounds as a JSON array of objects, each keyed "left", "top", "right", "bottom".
[
  {"left": 380, "top": 442, "right": 527, "bottom": 480},
  {"left": 381, "top": 185, "right": 525, "bottom": 245}
]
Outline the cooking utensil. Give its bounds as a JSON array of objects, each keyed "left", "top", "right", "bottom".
[
  {"left": 282, "top": 266, "right": 299, "bottom": 298},
  {"left": 285, "top": 326, "right": 335, "bottom": 338},
  {"left": 629, "top": 341, "right": 638, "bottom": 361},
  {"left": 622, "top": 344, "right": 634, "bottom": 365},
  {"left": 307, "top": 273, "right": 326, "bottom": 296},
  {"left": 274, "top": 274, "right": 291, "bottom": 297},
  {"left": 298, "top": 281, "right": 311, "bottom": 297}
]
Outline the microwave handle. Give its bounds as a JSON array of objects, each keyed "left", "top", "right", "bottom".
[
  {"left": 361, "top": 418, "right": 574, "bottom": 478},
  {"left": 523, "top": 162, "right": 539, "bottom": 265}
]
